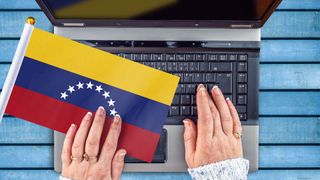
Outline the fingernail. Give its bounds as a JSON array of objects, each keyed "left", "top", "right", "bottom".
[
  {"left": 212, "top": 85, "right": 220, "bottom": 95},
  {"left": 183, "top": 120, "right": 190, "bottom": 127},
  {"left": 71, "top": 123, "right": 77, "bottom": 129},
  {"left": 97, "top": 106, "right": 105, "bottom": 115},
  {"left": 85, "top": 112, "right": 92, "bottom": 120},
  {"left": 197, "top": 84, "right": 204, "bottom": 91},
  {"left": 119, "top": 151, "right": 126, "bottom": 160},
  {"left": 226, "top": 97, "right": 230, "bottom": 101},
  {"left": 114, "top": 114, "right": 121, "bottom": 124}
]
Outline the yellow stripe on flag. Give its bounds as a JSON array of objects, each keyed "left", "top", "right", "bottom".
[{"left": 25, "top": 28, "right": 179, "bottom": 106}]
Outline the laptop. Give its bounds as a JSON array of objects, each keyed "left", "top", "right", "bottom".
[{"left": 35, "top": 0, "right": 281, "bottom": 172}]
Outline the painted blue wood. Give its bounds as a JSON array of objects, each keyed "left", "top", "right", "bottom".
[
  {"left": 278, "top": 0, "right": 320, "bottom": 10},
  {"left": 260, "top": 64, "right": 320, "bottom": 89},
  {"left": 0, "top": 117, "right": 52, "bottom": 144},
  {"left": 260, "top": 40, "right": 320, "bottom": 62},
  {"left": 1, "top": 40, "right": 320, "bottom": 63},
  {"left": 1, "top": 11, "right": 319, "bottom": 38},
  {"left": 0, "top": 170, "right": 320, "bottom": 180},
  {"left": 0, "top": 0, "right": 40, "bottom": 9},
  {"left": 1, "top": 117, "right": 319, "bottom": 144},
  {"left": 260, "top": 91, "right": 320, "bottom": 115},
  {"left": 1, "top": 145, "right": 319, "bottom": 168},
  {"left": 0, "top": 12, "right": 52, "bottom": 38},
  {"left": 260, "top": 117, "right": 320, "bottom": 144},
  {"left": 2, "top": 64, "right": 320, "bottom": 89},
  {"left": 262, "top": 11, "right": 320, "bottom": 38}
]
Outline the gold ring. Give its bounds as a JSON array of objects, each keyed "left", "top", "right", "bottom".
[
  {"left": 234, "top": 132, "right": 242, "bottom": 139},
  {"left": 83, "top": 153, "right": 98, "bottom": 161},
  {"left": 71, "top": 155, "right": 83, "bottom": 161}
]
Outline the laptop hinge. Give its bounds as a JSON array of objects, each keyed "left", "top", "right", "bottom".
[
  {"left": 230, "top": 24, "right": 254, "bottom": 28},
  {"left": 63, "top": 23, "right": 85, "bottom": 27}
]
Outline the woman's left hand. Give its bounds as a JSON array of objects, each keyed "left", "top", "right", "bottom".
[{"left": 61, "top": 106, "right": 126, "bottom": 180}]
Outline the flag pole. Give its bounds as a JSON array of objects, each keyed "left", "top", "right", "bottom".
[{"left": 0, "top": 17, "right": 35, "bottom": 123}]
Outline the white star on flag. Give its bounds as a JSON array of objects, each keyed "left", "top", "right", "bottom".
[
  {"left": 95, "top": 85, "right": 103, "bottom": 93},
  {"left": 60, "top": 92, "right": 68, "bottom": 100},
  {"left": 102, "top": 91, "right": 110, "bottom": 99},
  {"left": 67, "top": 86, "right": 75, "bottom": 93},
  {"left": 76, "top": 82, "right": 84, "bottom": 89},
  {"left": 86, "top": 82, "right": 94, "bottom": 89},
  {"left": 107, "top": 99, "right": 115, "bottom": 106},
  {"left": 110, "top": 108, "right": 117, "bottom": 116}
]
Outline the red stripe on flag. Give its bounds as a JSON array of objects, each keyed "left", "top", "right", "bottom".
[{"left": 6, "top": 85, "right": 160, "bottom": 162}]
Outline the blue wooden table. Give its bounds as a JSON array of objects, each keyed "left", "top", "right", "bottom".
[{"left": 0, "top": 0, "right": 319, "bottom": 179}]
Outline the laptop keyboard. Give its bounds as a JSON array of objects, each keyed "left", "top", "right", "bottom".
[{"left": 116, "top": 53, "right": 248, "bottom": 123}]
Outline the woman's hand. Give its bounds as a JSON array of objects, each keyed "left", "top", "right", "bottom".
[
  {"left": 61, "top": 106, "right": 126, "bottom": 180},
  {"left": 183, "top": 84, "right": 243, "bottom": 168}
]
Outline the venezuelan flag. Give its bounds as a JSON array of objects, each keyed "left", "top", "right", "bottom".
[{"left": 1, "top": 25, "right": 179, "bottom": 162}]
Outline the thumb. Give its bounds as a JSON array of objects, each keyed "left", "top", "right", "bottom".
[{"left": 183, "top": 119, "right": 197, "bottom": 167}]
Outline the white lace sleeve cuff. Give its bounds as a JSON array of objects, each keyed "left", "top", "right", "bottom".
[
  {"left": 60, "top": 176, "right": 72, "bottom": 180},
  {"left": 188, "top": 158, "right": 249, "bottom": 180}
]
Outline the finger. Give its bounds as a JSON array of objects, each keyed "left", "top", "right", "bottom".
[
  {"left": 211, "top": 86, "right": 233, "bottom": 135},
  {"left": 196, "top": 84, "right": 214, "bottom": 140},
  {"left": 71, "top": 112, "right": 92, "bottom": 161},
  {"left": 205, "top": 88, "right": 222, "bottom": 135},
  {"left": 183, "top": 119, "right": 197, "bottom": 167},
  {"left": 99, "top": 115, "right": 122, "bottom": 164},
  {"left": 226, "top": 99, "right": 242, "bottom": 137},
  {"left": 111, "top": 149, "right": 126, "bottom": 180},
  {"left": 85, "top": 107, "right": 106, "bottom": 158},
  {"left": 61, "top": 124, "right": 77, "bottom": 167}
]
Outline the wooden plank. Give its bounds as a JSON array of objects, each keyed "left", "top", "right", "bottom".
[
  {"left": 260, "top": 40, "right": 320, "bottom": 62},
  {"left": 260, "top": 117, "right": 320, "bottom": 144},
  {"left": 1, "top": 0, "right": 320, "bottom": 11},
  {"left": 1, "top": 40, "right": 320, "bottom": 63},
  {"left": 0, "top": 11, "right": 319, "bottom": 38},
  {"left": 260, "top": 64, "right": 320, "bottom": 89},
  {"left": 260, "top": 91, "right": 320, "bottom": 116},
  {"left": 278, "top": 0, "right": 320, "bottom": 10},
  {"left": 0, "top": 11, "right": 52, "bottom": 38},
  {"left": 262, "top": 11, "right": 320, "bottom": 38},
  {"left": 0, "top": 170, "right": 320, "bottom": 180},
  {"left": 0, "top": 0, "right": 40, "bottom": 9},
  {"left": 0, "top": 145, "right": 319, "bottom": 168},
  {"left": 2, "top": 64, "right": 320, "bottom": 90},
  {"left": 0, "top": 117, "right": 52, "bottom": 144},
  {"left": 1, "top": 117, "right": 319, "bottom": 144}
]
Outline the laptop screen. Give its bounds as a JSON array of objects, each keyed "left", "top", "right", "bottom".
[{"left": 42, "top": 0, "right": 276, "bottom": 21}]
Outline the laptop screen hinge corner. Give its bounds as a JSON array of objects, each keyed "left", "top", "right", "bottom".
[{"left": 62, "top": 23, "right": 85, "bottom": 27}]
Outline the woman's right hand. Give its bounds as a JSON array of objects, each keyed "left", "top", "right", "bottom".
[{"left": 183, "top": 84, "right": 243, "bottom": 168}]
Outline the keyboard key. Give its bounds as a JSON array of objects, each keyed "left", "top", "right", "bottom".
[
  {"left": 186, "top": 54, "right": 195, "bottom": 61},
  {"left": 196, "top": 54, "right": 206, "bottom": 61},
  {"left": 142, "top": 54, "right": 152, "bottom": 61},
  {"left": 208, "top": 54, "right": 218, "bottom": 61},
  {"left": 239, "top": 54, "right": 248, "bottom": 61},
  {"left": 199, "top": 62, "right": 210, "bottom": 71},
  {"left": 210, "top": 62, "right": 232, "bottom": 72},
  {"left": 238, "top": 84, "right": 247, "bottom": 94},
  {"left": 228, "top": 54, "right": 237, "bottom": 61},
  {"left": 167, "top": 62, "right": 177, "bottom": 72},
  {"left": 176, "top": 54, "right": 185, "bottom": 61},
  {"left": 189, "top": 62, "right": 199, "bottom": 71},
  {"left": 178, "top": 62, "right": 188, "bottom": 71},
  {"left": 217, "top": 73, "right": 232, "bottom": 94},
  {"left": 172, "top": 95, "right": 180, "bottom": 105},
  {"left": 166, "top": 54, "right": 175, "bottom": 61},
  {"left": 191, "top": 95, "right": 196, "bottom": 105},
  {"left": 181, "top": 106, "right": 191, "bottom": 116},
  {"left": 152, "top": 54, "right": 163, "bottom": 61},
  {"left": 239, "top": 113, "right": 247, "bottom": 120},
  {"left": 218, "top": 54, "right": 227, "bottom": 61},
  {"left": 170, "top": 106, "right": 179, "bottom": 116},
  {"left": 194, "top": 73, "right": 204, "bottom": 82},
  {"left": 132, "top": 54, "right": 142, "bottom": 61},
  {"left": 181, "top": 95, "right": 191, "bottom": 105},
  {"left": 236, "top": 106, "right": 247, "bottom": 113},
  {"left": 176, "top": 84, "right": 185, "bottom": 93},
  {"left": 186, "top": 84, "right": 197, "bottom": 94},
  {"left": 184, "top": 73, "right": 194, "bottom": 83},
  {"left": 191, "top": 106, "right": 198, "bottom": 116},
  {"left": 237, "top": 62, "right": 247, "bottom": 72},
  {"left": 206, "top": 73, "right": 216, "bottom": 82},
  {"left": 237, "top": 95, "right": 247, "bottom": 105},
  {"left": 238, "top": 73, "right": 247, "bottom": 83}
]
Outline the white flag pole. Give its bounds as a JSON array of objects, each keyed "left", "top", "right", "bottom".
[{"left": 0, "top": 17, "right": 35, "bottom": 124}]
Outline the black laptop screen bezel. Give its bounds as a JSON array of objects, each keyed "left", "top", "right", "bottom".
[{"left": 35, "top": 0, "right": 282, "bottom": 28}]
